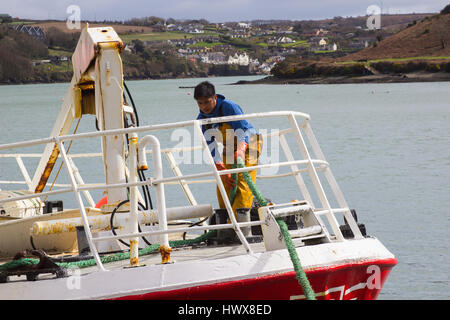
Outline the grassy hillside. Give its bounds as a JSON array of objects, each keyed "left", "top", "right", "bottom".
[
  {"left": 337, "top": 14, "right": 450, "bottom": 62},
  {"left": 271, "top": 10, "right": 450, "bottom": 80}
]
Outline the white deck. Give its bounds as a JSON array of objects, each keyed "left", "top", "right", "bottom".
[{"left": 0, "top": 237, "right": 394, "bottom": 300}]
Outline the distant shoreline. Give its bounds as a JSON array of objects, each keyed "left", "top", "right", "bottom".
[
  {"left": 2, "top": 72, "right": 450, "bottom": 86},
  {"left": 0, "top": 73, "right": 263, "bottom": 86},
  {"left": 231, "top": 72, "right": 450, "bottom": 85}
]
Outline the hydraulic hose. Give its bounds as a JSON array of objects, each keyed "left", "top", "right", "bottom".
[{"left": 110, "top": 199, "right": 152, "bottom": 247}]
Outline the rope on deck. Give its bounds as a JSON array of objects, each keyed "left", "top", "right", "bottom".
[
  {"left": 57, "top": 231, "right": 217, "bottom": 269},
  {"left": 0, "top": 231, "right": 217, "bottom": 271}
]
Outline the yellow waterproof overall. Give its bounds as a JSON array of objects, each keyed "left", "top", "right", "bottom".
[{"left": 216, "top": 123, "right": 262, "bottom": 213}]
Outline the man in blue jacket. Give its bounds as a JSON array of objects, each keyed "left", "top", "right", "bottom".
[{"left": 194, "top": 81, "right": 262, "bottom": 214}]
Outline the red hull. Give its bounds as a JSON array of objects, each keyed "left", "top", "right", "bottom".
[{"left": 112, "top": 258, "right": 397, "bottom": 300}]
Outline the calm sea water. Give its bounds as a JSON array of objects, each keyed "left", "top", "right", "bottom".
[{"left": 0, "top": 76, "right": 449, "bottom": 299}]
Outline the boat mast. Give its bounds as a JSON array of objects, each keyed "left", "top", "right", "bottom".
[{"left": 30, "top": 24, "right": 128, "bottom": 208}]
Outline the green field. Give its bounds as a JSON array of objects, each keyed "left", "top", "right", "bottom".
[
  {"left": 281, "top": 40, "right": 309, "bottom": 48},
  {"left": 48, "top": 48, "right": 73, "bottom": 57},
  {"left": 119, "top": 32, "right": 195, "bottom": 43},
  {"left": 34, "top": 62, "right": 72, "bottom": 72},
  {"left": 8, "top": 21, "right": 35, "bottom": 25},
  {"left": 119, "top": 31, "right": 220, "bottom": 43},
  {"left": 254, "top": 39, "right": 308, "bottom": 48},
  {"left": 189, "top": 41, "right": 224, "bottom": 48},
  {"left": 369, "top": 56, "right": 450, "bottom": 62},
  {"left": 314, "top": 50, "right": 335, "bottom": 54},
  {"left": 339, "top": 56, "right": 450, "bottom": 64}
]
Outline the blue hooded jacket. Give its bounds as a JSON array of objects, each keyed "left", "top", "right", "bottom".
[{"left": 196, "top": 94, "right": 256, "bottom": 161}]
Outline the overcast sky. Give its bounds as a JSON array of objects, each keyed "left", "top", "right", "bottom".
[{"left": 3, "top": 0, "right": 448, "bottom": 22}]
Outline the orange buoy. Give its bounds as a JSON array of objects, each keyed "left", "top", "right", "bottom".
[{"left": 95, "top": 196, "right": 107, "bottom": 208}]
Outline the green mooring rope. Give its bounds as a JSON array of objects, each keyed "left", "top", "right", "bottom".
[
  {"left": 0, "top": 258, "right": 39, "bottom": 272},
  {"left": 56, "top": 230, "right": 218, "bottom": 269},
  {"left": 277, "top": 219, "right": 316, "bottom": 300},
  {"left": 0, "top": 231, "right": 217, "bottom": 271},
  {"left": 231, "top": 156, "right": 316, "bottom": 300}
]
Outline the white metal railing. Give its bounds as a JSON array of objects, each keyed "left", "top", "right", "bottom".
[{"left": 0, "top": 111, "right": 364, "bottom": 271}]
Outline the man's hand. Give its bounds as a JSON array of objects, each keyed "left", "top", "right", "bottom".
[
  {"left": 215, "top": 162, "right": 235, "bottom": 189},
  {"left": 235, "top": 141, "right": 248, "bottom": 163}
]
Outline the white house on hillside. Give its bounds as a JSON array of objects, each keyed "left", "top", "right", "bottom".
[
  {"left": 237, "top": 22, "right": 250, "bottom": 28},
  {"left": 278, "top": 36, "right": 295, "bottom": 44},
  {"left": 228, "top": 52, "right": 249, "bottom": 66},
  {"left": 201, "top": 52, "right": 227, "bottom": 64}
]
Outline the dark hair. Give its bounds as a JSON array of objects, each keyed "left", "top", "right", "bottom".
[{"left": 194, "top": 81, "right": 215, "bottom": 99}]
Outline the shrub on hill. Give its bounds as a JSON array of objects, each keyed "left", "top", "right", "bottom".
[
  {"left": 371, "top": 61, "right": 450, "bottom": 73},
  {"left": 440, "top": 4, "right": 450, "bottom": 15},
  {"left": 45, "top": 27, "right": 80, "bottom": 51},
  {"left": 0, "top": 25, "right": 49, "bottom": 83},
  {"left": 271, "top": 61, "right": 366, "bottom": 78}
]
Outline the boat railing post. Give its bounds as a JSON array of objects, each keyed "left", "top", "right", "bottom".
[
  {"left": 302, "top": 122, "right": 363, "bottom": 239},
  {"left": 138, "top": 135, "right": 171, "bottom": 263},
  {"left": 14, "top": 155, "right": 33, "bottom": 190},
  {"left": 287, "top": 114, "right": 344, "bottom": 241},
  {"left": 278, "top": 134, "right": 332, "bottom": 240},
  {"left": 67, "top": 156, "right": 96, "bottom": 208},
  {"left": 193, "top": 121, "right": 253, "bottom": 254},
  {"left": 128, "top": 132, "right": 140, "bottom": 267},
  {"left": 56, "top": 137, "right": 106, "bottom": 271},
  {"left": 278, "top": 134, "right": 314, "bottom": 206},
  {"left": 164, "top": 151, "right": 198, "bottom": 206}
]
